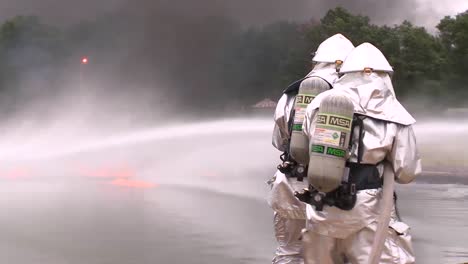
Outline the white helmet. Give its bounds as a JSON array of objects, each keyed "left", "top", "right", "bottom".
[
  {"left": 312, "top": 33, "right": 355, "bottom": 63},
  {"left": 340, "top": 42, "right": 393, "bottom": 74}
]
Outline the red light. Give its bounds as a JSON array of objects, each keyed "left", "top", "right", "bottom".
[{"left": 81, "top": 57, "right": 88, "bottom": 64}]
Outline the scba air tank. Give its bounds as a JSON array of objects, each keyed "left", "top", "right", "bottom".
[
  {"left": 308, "top": 93, "right": 354, "bottom": 193},
  {"left": 289, "top": 77, "right": 330, "bottom": 166}
]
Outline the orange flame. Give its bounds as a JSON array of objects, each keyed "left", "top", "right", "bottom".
[{"left": 110, "top": 178, "right": 156, "bottom": 189}]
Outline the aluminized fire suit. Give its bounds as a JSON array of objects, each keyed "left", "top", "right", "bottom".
[
  {"left": 301, "top": 43, "right": 421, "bottom": 264},
  {"left": 269, "top": 33, "right": 355, "bottom": 264}
]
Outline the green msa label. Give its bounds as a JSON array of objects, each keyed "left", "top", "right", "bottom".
[
  {"left": 311, "top": 145, "right": 346, "bottom": 158},
  {"left": 311, "top": 145, "right": 325, "bottom": 154},
  {"left": 326, "top": 147, "right": 346, "bottom": 158},
  {"left": 292, "top": 124, "right": 302, "bottom": 131}
]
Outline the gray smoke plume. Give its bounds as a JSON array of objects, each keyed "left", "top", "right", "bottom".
[{"left": 0, "top": 0, "right": 466, "bottom": 29}]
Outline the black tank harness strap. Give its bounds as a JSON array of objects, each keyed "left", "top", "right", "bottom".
[
  {"left": 350, "top": 115, "right": 399, "bottom": 214},
  {"left": 277, "top": 80, "right": 303, "bottom": 181},
  {"left": 277, "top": 102, "right": 306, "bottom": 181},
  {"left": 347, "top": 115, "right": 403, "bottom": 215},
  {"left": 350, "top": 114, "right": 366, "bottom": 164},
  {"left": 282, "top": 78, "right": 301, "bottom": 162},
  {"left": 346, "top": 114, "right": 383, "bottom": 190}
]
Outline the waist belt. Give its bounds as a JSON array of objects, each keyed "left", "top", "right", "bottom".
[
  {"left": 347, "top": 162, "right": 383, "bottom": 191},
  {"left": 295, "top": 162, "right": 382, "bottom": 211}
]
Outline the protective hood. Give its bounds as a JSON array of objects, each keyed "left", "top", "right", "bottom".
[
  {"left": 340, "top": 42, "right": 393, "bottom": 74},
  {"left": 283, "top": 62, "right": 337, "bottom": 94},
  {"left": 306, "top": 62, "right": 338, "bottom": 85},
  {"left": 312, "top": 33, "right": 355, "bottom": 63},
  {"left": 308, "top": 72, "right": 416, "bottom": 125}
]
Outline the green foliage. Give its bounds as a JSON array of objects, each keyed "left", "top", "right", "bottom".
[
  {"left": 437, "top": 11, "right": 468, "bottom": 90},
  {"left": 320, "top": 7, "right": 372, "bottom": 43}
]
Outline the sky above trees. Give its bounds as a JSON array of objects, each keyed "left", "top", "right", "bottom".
[{"left": 0, "top": 0, "right": 466, "bottom": 31}]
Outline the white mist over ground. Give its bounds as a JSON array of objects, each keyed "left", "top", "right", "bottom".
[
  {"left": 0, "top": 116, "right": 467, "bottom": 264},
  {"left": 414, "top": 118, "right": 468, "bottom": 176}
]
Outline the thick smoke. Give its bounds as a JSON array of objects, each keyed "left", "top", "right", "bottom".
[{"left": 0, "top": 0, "right": 466, "bottom": 28}]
